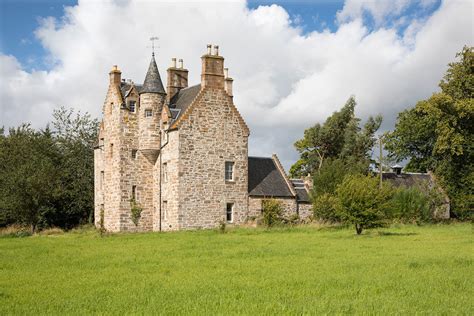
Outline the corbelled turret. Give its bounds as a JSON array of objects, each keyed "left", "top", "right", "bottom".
[{"left": 138, "top": 53, "right": 166, "bottom": 163}]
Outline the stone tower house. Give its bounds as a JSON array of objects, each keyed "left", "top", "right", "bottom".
[{"left": 94, "top": 44, "right": 312, "bottom": 232}]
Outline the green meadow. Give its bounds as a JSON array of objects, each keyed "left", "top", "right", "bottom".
[{"left": 0, "top": 224, "right": 472, "bottom": 315}]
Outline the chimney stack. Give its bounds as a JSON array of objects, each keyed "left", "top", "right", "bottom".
[
  {"left": 201, "top": 44, "right": 225, "bottom": 89},
  {"left": 167, "top": 57, "right": 188, "bottom": 102},
  {"left": 109, "top": 65, "right": 121, "bottom": 85}
]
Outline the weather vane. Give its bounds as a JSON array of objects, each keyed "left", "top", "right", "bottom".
[{"left": 149, "top": 36, "right": 159, "bottom": 56}]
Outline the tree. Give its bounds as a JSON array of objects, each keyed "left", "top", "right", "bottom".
[
  {"left": 52, "top": 107, "right": 99, "bottom": 226},
  {"left": 335, "top": 174, "right": 393, "bottom": 235},
  {"left": 385, "top": 46, "right": 474, "bottom": 219},
  {"left": 290, "top": 96, "right": 381, "bottom": 178},
  {"left": 0, "top": 125, "right": 61, "bottom": 232},
  {"left": 0, "top": 106, "right": 99, "bottom": 231}
]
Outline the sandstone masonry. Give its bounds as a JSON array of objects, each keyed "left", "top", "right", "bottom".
[{"left": 94, "top": 45, "right": 312, "bottom": 232}]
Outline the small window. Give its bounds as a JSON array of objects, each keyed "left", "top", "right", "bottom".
[
  {"left": 226, "top": 203, "right": 233, "bottom": 223},
  {"left": 110, "top": 143, "right": 114, "bottom": 158},
  {"left": 145, "top": 109, "right": 153, "bottom": 117},
  {"left": 131, "top": 149, "right": 138, "bottom": 159},
  {"left": 225, "top": 161, "right": 234, "bottom": 181},
  {"left": 131, "top": 185, "right": 137, "bottom": 201},
  {"left": 100, "top": 171, "right": 104, "bottom": 190},
  {"left": 163, "top": 163, "right": 168, "bottom": 183},
  {"left": 163, "top": 201, "right": 168, "bottom": 220},
  {"left": 129, "top": 101, "right": 136, "bottom": 113}
]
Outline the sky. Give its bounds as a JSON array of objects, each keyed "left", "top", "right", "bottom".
[{"left": 0, "top": 0, "right": 472, "bottom": 170}]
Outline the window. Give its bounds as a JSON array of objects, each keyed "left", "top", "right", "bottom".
[
  {"left": 145, "top": 109, "right": 153, "bottom": 117},
  {"left": 225, "top": 161, "right": 234, "bottom": 181},
  {"left": 163, "top": 201, "right": 168, "bottom": 220},
  {"left": 226, "top": 203, "right": 234, "bottom": 223},
  {"left": 109, "top": 143, "right": 114, "bottom": 158},
  {"left": 163, "top": 163, "right": 168, "bottom": 183},
  {"left": 131, "top": 149, "right": 138, "bottom": 159},
  {"left": 129, "top": 101, "right": 136, "bottom": 113},
  {"left": 100, "top": 171, "right": 104, "bottom": 190},
  {"left": 131, "top": 185, "right": 137, "bottom": 201}
]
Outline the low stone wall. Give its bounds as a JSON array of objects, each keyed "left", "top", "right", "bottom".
[{"left": 298, "top": 203, "right": 313, "bottom": 221}]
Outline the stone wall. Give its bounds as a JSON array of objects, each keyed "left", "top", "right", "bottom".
[
  {"left": 298, "top": 203, "right": 313, "bottom": 221},
  {"left": 248, "top": 197, "right": 298, "bottom": 220},
  {"left": 177, "top": 87, "right": 249, "bottom": 229},
  {"left": 154, "top": 129, "right": 181, "bottom": 231}
]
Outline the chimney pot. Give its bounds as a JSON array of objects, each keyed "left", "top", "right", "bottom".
[
  {"left": 171, "top": 58, "right": 177, "bottom": 68},
  {"left": 207, "top": 44, "right": 212, "bottom": 55},
  {"left": 178, "top": 59, "right": 183, "bottom": 69},
  {"left": 214, "top": 45, "right": 219, "bottom": 56}
]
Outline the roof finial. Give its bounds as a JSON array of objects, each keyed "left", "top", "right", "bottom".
[{"left": 150, "top": 36, "right": 159, "bottom": 56}]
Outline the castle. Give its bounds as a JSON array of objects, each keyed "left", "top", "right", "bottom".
[{"left": 94, "top": 45, "right": 312, "bottom": 232}]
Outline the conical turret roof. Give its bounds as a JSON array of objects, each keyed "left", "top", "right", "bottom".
[{"left": 140, "top": 53, "right": 166, "bottom": 94}]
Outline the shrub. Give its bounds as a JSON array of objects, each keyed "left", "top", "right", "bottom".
[
  {"left": 335, "top": 174, "right": 393, "bottom": 234},
  {"left": 313, "top": 193, "right": 341, "bottom": 223},
  {"left": 130, "top": 199, "right": 143, "bottom": 227},
  {"left": 391, "top": 187, "right": 431, "bottom": 223},
  {"left": 262, "top": 199, "right": 283, "bottom": 227}
]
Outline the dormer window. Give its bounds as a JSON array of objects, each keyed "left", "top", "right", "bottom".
[
  {"left": 145, "top": 109, "right": 153, "bottom": 117},
  {"left": 129, "top": 101, "right": 136, "bottom": 113}
]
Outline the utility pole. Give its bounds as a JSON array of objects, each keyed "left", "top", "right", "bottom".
[{"left": 379, "top": 135, "right": 383, "bottom": 189}]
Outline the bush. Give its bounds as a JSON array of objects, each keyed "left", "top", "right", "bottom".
[
  {"left": 130, "top": 199, "right": 143, "bottom": 227},
  {"left": 262, "top": 199, "right": 284, "bottom": 227},
  {"left": 391, "top": 187, "right": 431, "bottom": 223},
  {"left": 335, "top": 174, "right": 393, "bottom": 234},
  {"left": 313, "top": 193, "right": 341, "bottom": 223}
]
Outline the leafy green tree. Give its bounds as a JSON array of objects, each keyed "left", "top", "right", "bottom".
[
  {"left": 52, "top": 107, "right": 98, "bottom": 226},
  {"left": 335, "top": 174, "right": 393, "bottom": 234},
  {"left": 313, "top": 193, "right": 341, "bottom": 222},
  {"left": 385, "top": 46, "right": 474, "bottom": 219},
  {"left": 0, "top": 125, "right": 61, "bottom": 232},
  {"left": 290, "top": 96, "right": 381, "bottom": 178}
]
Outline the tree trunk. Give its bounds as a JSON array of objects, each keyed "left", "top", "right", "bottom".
[{"left": 355, "top": 224, "right": 363, "bottom": 235}]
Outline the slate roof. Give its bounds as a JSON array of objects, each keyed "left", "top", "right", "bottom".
[
  {"left": 248, "top": 157, "right": 294, "bottom": 197},
  {"left": 382, "top": 172, "right": 431, "bottom": 187},
  {"left": 291, "top": 179, "right": 311, "bottom": 203},
  {"left": 140, "top": 54, "right": 166, "bottom": 94},
  {"left": 169, "top": 84, "right": 201, "bottom": 123},
  {"left": 120, "top": 82, "right": 142, "bottom": 97}
]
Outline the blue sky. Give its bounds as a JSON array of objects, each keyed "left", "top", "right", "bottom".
[
  {"left": 1, "top": 0, "right": 442, "bottom": 71},
  {"left": 0, "top": 0, "right": 470, "bottom": 169}
]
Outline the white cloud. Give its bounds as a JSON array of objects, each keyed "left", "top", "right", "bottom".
[{"left": 0, "top": 0, "right": 472, "bottom": 170}]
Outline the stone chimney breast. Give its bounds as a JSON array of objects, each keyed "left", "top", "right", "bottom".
[
  {"left": 201, "top": 44, "right": 225, "bottom": 89},
  {"left": 109, "top": 65, "right": 121, "bottom": 85}
]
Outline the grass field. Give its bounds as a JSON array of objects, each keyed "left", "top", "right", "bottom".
[{"left": 0, "top": 223, "right": 472, "bottom": 315}]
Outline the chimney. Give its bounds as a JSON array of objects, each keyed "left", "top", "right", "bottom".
[
  {"left": 167, "top": 57, "right": 188, "bottom": 102},
  {"left": 201, "top": 44, "right": 225, "bottom": 89},
  {"left": 392, "top": 165, "right": 403, "bottom": 176},
  {"left": 109, "top": 65, "right": 121, "bottom": 85},
  {"left": 224, "top": 68, "right": 233, "bottom": 97}
]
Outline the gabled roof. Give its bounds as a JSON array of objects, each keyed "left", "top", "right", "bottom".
[
  {"left": 382, "top": 172, "right": 431, "bottom": 187},
  {"left": 248, "top": 157, "right": 294, "bottom": 197},
  {"left": 140, "top": 54, "right": 166, "bottom": 94},
  {"left": 168, "top": 84, "right": 201, "bottom": 123},
  {"left": 120, "top": 82, "right": 142, "bottom": 97}
]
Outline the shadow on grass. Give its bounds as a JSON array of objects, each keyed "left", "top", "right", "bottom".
[{"left": 377, "top": 231, "right": 418, "bottom": 236}]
